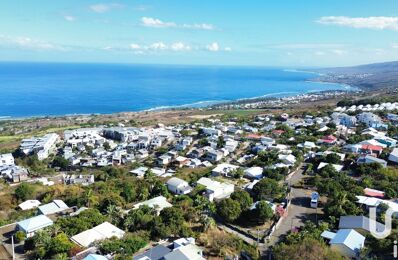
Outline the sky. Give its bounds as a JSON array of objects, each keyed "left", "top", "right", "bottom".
[{"left": 1, "top": 0, "right": 398, "bottom": 67}]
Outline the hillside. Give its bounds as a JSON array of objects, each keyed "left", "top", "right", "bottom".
[{"left": 313, "top": 61, "right": 398, "bottom": 89}]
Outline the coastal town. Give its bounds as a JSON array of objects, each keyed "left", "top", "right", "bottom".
[{"left": 1, "top": 95, "right": 398, "bottom": 259}]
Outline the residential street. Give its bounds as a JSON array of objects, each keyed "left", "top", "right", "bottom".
[{"left": 263, "top": 164, "right": 320, "bottom": 256}]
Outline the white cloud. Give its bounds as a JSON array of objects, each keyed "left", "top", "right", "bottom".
[
  {"left": 130, "top": 43, "right": 141, "bottom": 50},
  {"left": 64, "top": 15, "right": 76, "bottom": 22},
  {"left": 272, "top": 43, "right": 345, "bottom": 49},
  {"left": 89, "top": 3, "right": 124, "bottom": 13},
  {"left": 315, "top": 51, "right": 325, "bottom": 56},
  {"left": 149, "top": 42, "right": 168, "bottom": 50},
  {"left": 182, "top": 23, "right": 214, "bottom": 30},
  {"left": 141, "top": 17, "right": 176, "bottom": 28},
  {"left": 317, "top": 16, "right": 398, "bottom": 31},
  {"left": 206, "top": 42, "right": 220, "bottom": 52},
  {"left": 0, "top": 35, "right": 66, "bottom": 51},
  {"left": 140, "top": 17, "right": 215, "bottom": 30},
  {"left": 127, "top": 41, "right": 231, "bottom": 54},
  {"left": 170, "top": 42, "right": 191, "bottom": 51},
  {"left": 392, "top": 44, "right": 398, "bottom": 49}
]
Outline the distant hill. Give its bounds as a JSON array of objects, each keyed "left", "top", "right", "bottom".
[{"left": 313, "top": 61, "right": 398, "bottom": 89}]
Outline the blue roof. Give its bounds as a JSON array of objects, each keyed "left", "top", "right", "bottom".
[
  {"left": 17, "top": 215, "right": 53, "bottom": 233},
  {"left": 84, "top": 254, "right": 108, "bottom": 260},
  {"left": 321, "top": 230, "right": 336, "bottom": 240},
  {"left": 330, "top": 229, "right": 365, "bottom": 251}
]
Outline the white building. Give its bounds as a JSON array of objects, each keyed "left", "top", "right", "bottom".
[
  {"left": 71, "top": 222, "right": 125, "bottom": 248},
  {"left": 166, "top": 177, "right": 193, "bottom": 195},
  {"left": 244, "top": 167, "right": 263, "bottom": 179},
  {"left": 20, "top": 133, "right": 59, "bottom": 160},
  {"left": 357, "top": 112, "right": 382, "bottom": 127},
  {"left": 197, "top": 177, "right": 234, "bottom": 202},
  {"left": 211, "top": 163, "right": 239, "bottom": 177},
  {"left": 133, "top": 196, "right": 173, "bottom": 214},
  {"left": 0, "top": 153, "right": 14, "bottom": 167}
]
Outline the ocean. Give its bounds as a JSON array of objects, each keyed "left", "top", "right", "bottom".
[{"left": 0, "top": 62, "right": 352, "bottom": 118}]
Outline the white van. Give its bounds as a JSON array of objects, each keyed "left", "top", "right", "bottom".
[{"left": 310, "top": 192, "right": 319, "bottom": 208}]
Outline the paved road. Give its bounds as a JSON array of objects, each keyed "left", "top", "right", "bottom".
[{"left": 266, "top": 164, "right": 319, "bottom": 249}]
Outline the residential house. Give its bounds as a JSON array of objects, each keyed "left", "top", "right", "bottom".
[
  {"left": 357, "top": 155, "right": 387, "bottom": 168},
  {"left": 64, "top": 174, "right": 95, "bottom": 186},
  {"left": 71, "top": 222, "right": 125, "bottom": 248},
  {"left": 130, "top": 167, "right": 148, "bottom": 178},
  {"left": 18, "top": 200, "right": 41, "bottom": 211},
  {"left": 166, "top": 177, "right": 193, "bottom": 195},
  {"left": 197, "top": 177, "right": 234, "bottom": 202},
  {"left": 317, "top": 135, "right": 337, "bottom": 145},
  {"left": 363, "top": 188, "right": 385, "bottom": 198},
  {"left": 211, "top": 163, "right": 239, "bottom": 177},
  {"left": 339, "top": 216, "right": 385, "bottom": 233},
  {"left": 0, "top": 153, "right": 14, "bottom": 167},
  {"left": 278, "top": 154, "right": 296, "bottom": 166},
  {"left": 16, "top": 215, "right": 54, "bottom": 237},
  {"left": 359, "top": 144, "right": 383, "bottom": 157},
  {"left": 317, "top": 162, "right": 344, "bottom": 172},
  {"left": 389, "top": 148, "right": 398, "bottom": 164},
  {"left": 133, "top": 196, "right": 173, "bottom": 214},
  {"left": 38, "top": 200, "right": 69, "bottom": 215},
  {"left": 205, "top": 149, "right": 224, "bottom": 162},
  {"left": 321, "top": 229, "right": 365, "bottom": 258},
  {"left": 244, "top": 167, "right": 263, "bottom": 179}
]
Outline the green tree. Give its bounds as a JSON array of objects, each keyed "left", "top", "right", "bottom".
[
  {"left": 159, "top": 207, "right": 186, "bottom": 236},
  {"left": 217, "top": 198, "right": 242, "bottom": 223},
  {"left": 14, "top": 182, "right": 35, "bottom": 201},
  {"left": 230, "top": 190, "right": 253, "bottom": 211},
  {"left": 252, "top": 178, "right": 284, "bottom": 201},
  {"left": 52, "top": 156, "right": 69, "bottom": 170},
  {"left": 254, "top": 201, "right": 274, "bottom": 223}
]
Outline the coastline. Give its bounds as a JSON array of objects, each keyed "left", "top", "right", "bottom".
[{"left": 1, "top": 87, "right": 357, "bottom": 121}]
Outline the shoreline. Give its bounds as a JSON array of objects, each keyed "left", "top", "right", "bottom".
[{"left": 1, "top": 82, "right": 358, "bottom": 121}]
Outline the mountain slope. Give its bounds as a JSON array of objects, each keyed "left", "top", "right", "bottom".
[{"left": 314, "top": 61, "right": 398, "bottom": 89}]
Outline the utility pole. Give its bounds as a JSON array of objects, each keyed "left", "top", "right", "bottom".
[{"left": 11, "top": 235, "right": 15, "bottom": 260}]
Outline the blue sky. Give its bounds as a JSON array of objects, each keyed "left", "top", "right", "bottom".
[{"left": 1, "top": 0, "right": 398, "bottom": 67}]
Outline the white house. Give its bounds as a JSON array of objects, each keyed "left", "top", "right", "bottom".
[
  {"left": 317, "top": 162, "right": 344, "bottom": 172},
  {"left": 133, "top": 196, "right": 172, "bottom": 214},
  {"left": 244, "top": 167, "right": 263, "bottom": 179},
  {"left": 197, "top": 177, "right": 234, "bottom": 202},
  {"left": 18, "top": 200, "right": 41, "bottom": 211},
  {"left": 71, "top": 222, "right": 125, "bottom": 248},
  {"left": 278, "top": 154, "right": 296, "bottom": 166},
  {"left": 38, "top": 200, "right": 69, "bottom": 215},
  {"left": 166, "top": 177, "right": 193, "bottom": 195},
  {"left": 0, "top": 153, "right": 14, "bottom": 167},
  {"left": 321, "top": 229, "right": 365, "bottom": 258},
  {"left": 389, "top": 148, "right": 398, "bottom": 164},
  {"left": 212, "top": 163, "right": 239, "bottom": 177}
]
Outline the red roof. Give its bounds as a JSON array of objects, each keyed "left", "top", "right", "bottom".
[
  {"left": 246, "top": 133, "right": 264, "bottom": 140},
  {"left": 272, "top": 130, "right": 285, "bottom": 135},
  {"left": 361, "top": 144, "right": 383, "bottom": 151},
  {"left": 364, "top": 188, "right": 385, "bottom": 198},
  {"left": 323, "top": 135, "right": 337, "bottom": 141}
]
